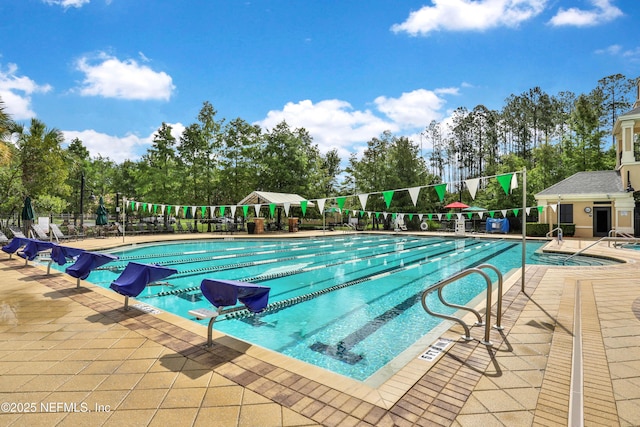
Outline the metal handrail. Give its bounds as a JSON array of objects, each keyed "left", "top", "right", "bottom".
[
  {"left": 607, "top": 229, "right": 638, "bottom": 247},
  {"left": 562, "top": 235, "right": 611, "bottom": 265},
  {"left": 546, "top": 227, "right": 563, "bottom": 243},
  {"left": 421, "top": 264, "right": 503, "bottom": 346}
]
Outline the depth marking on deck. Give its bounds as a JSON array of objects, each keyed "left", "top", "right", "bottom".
[{"left": 418, "top": 338, "right": 454, "bottom": 362}]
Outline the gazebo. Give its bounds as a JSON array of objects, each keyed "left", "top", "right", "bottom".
[{"left": 236, "top": 191, "right": 314, "bottom": 232}]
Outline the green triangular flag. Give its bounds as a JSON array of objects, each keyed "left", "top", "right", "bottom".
[
  {"left": 269, "top": 203, "right": 276, "bottom": 217},
  {"left": 182, "top": 206, "right": 188, "bottom": 217},
  {"left": 167, "top": 205, "right": 172, "bottom": 216},
  {"left": 220, "top": 206, "right": 226, "bottom": 216},
  {"left": 336, "top": 196, "right": 346, "bottom": 210},
  {"left": 130, "top": 201, "right": 135, "bottom": 210},
  {"left": 344, "top": 209, "right": 349, "bottom": 215},
  {"left": 537, "top": 206, "right": 544, "bottom": 214},
  {"left": 408, "top": 214, "right": 413, "bottom": 221},
  {"left": 434, "top": 183, "right": 447, "bottom": 202},
  {"left": 142, "top": 203, "right": 147, "bottom": 212},
  {"left": 201, "top": 206, "right": 206, "bottom": 218},
  {"left": 513, "top": 208, "right": 519, "bottom": 217},
  {"left": 496, "top": 173, "right": 513, "bottom": 195},
  {"left": 467, "top": 213, "right": 472, "bottom": 219},
  {"left": 153, "top": 204, "right": 158, "bottom": 214},
  {"left": 382, "top": 190, "right": 394, "bottom": 208},
  {"left": 242, "top": 205, "right": 249, "bottom": 217},
  {"left": 300, "top": 200, "right": 307, "bottom": 216},
  {"left": 375, "top": 212, "right": 380, "bottom": 219},
  {"left": 489, "top": 211, "right": 495, "bottom": 218},
  {"left": 392, "top": 213, "right": 397, "bottom": 220},
  {"left": 446, "top": 213, "right": 452, "bottom": 220},
  {"left": 427, "top": 214, "right": 433, "bottom": 220}
]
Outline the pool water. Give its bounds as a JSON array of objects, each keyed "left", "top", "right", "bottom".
[{"left": 52, "top": 235, "right": 617, "bottom": 381}]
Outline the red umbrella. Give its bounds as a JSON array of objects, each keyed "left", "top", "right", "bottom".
[{"left": 444, "top": 201, "right": 469, "bottom": 209}]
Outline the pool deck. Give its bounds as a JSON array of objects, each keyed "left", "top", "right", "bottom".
[{"left": 1, "top": 231, "right": 639, "bottom": 426}]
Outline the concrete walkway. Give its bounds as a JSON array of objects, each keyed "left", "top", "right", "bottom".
[{"left": 0, "top": 232, "right": 639, "bottom": 426}]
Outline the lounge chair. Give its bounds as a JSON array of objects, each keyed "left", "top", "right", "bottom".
[
  {"left": 31, "top": 223, "right": 49, "bottom": 240},
  {"left": 0, "top": 230, "right": 9, "bottom": 245},
  {"left": 49, "top": 223, "right": 73, "bottom": 242},
  {"left": 189, "top": 279, "right": 270, "bottom": 346},
  {"left": 65, "top": 251, "right": 119, "bottom": 288},
  {"left": 109, "top": 262, "right": 177, "bottom": 309},
  {"left": 8, "top": 225, "right": 27, "bottom": 239}
]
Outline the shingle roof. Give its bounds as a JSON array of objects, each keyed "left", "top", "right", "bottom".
[{"left": 535, "top": 171, "right": 624, "bottom": 196}]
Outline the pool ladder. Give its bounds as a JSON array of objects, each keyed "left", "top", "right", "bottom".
[{"left": 421, "top": 264, "right": 503, "bottom": 346}]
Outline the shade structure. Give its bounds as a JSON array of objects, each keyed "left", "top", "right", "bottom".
[
  {"left": 444, "top": 201, "right": 470, "bottom": 209},
  {"left": 109, "top": 262, "right": 178, "bottom": 298},
  {"left": 96, "top": 196, "right": 108, "bottom": 226},
  {"left": 200, "top": 279, "right": 270, "bottom": 313},
  {"left": 21, "top": 196, "right": 35, "bottom": 221},
  {"left": 463, "top": 206, "right": 486, "bottom": 212}
]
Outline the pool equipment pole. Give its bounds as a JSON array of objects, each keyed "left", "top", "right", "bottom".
[{"left": 521, "top": 168, "right": 526, "bottom": 293}]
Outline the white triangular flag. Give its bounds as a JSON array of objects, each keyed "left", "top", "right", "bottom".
[
  {"left": 437, "top": 214, "right": 442, "bottom": 221},
  {"left": 254, "top": 204, "right": 261, "bottom": 217},
  {"left": 511, "top": 173, "right": 518, "bottom": 191},
  {"left": 501, "top": 209, "right": 507, "bottom": 217},
  {"left": 550, "top": 203, "right": 557, "bottom": 212},
  {"left": 358, "top": 194, "right": 369, "bottom": 210},
  {"left": 317, "top": 199, "right": 326, "bottom": 213},
  {"left": 230, "top": 206, "right": 237, "bottom": 217},
  {"left": 408, "top": 187, "right": 421, "bottom": 206},
  {"left": 465, "top": 178, "right": 480, "bottom": 200},
  {"left": 283, "top": 202, "right": 291, "bottom": 216}
]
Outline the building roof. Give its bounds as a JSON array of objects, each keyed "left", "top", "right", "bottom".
[
  {"left": 535, "top": 171, "right": 625, "bottom": 197},
  {"left": 236, "top": 191, "right": 314, "bottom": 206}
]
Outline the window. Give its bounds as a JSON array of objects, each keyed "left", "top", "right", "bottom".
[{"left": 559, "top": 204, "right": 573, "bottom": 223}]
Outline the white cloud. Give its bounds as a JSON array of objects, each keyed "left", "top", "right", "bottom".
[
  {"left": 595, "top": 44, "right": 640, "bottom": 61},
  {"left": 549, "top": 0, "right": 623, "bottom": 27},
  {"left": 0, "top": 63, "right": 52, "bottom": 120},
  {"left": 255, "top": 99, "right": 397, "bottom": 159},
  {"left": 63, "top": 122, "right": 185, "bottom": 163},
  {"left": 374, "top": 89, "right": 448, "bottom": 127},
  {"left": 75, "top": 52, "right": 175, "bottom": 101},
  {"left": 43, "top": 0, "right": 91, "bottom": 8},
  {"left": 254, "top": 88, "right": 456, "bottom": 159},
  {"left": 391, "top": 0, "right": 548, "bottom": 36}
]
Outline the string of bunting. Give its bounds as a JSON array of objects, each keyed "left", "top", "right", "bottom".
[{"left": 122, "top": 170, "right": 555, "bottom": 221}]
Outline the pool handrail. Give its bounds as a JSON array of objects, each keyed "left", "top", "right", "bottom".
[{"left": 421, "top": 264, "right": 503, "bottom": 346}]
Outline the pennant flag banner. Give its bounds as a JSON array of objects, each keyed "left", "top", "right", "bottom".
[
  {"left": 382, "top": 190, "right": 394, "bottom": 208},
  {"left": 465, "top": 178, "right": 480, "bottom": 200},
  {"left": 300, "top": 200, "right": 308, "bottom": 216},
  {"left": 358, "top": 194, "right": 369, "bottom": 210},
  {"left": 537, "top": 206, "right": 544, "bottom": 214},
  {"left": 182, "top": 206, "right": 188, "bottom": 217},
  {"left": 408, "top": 187, "right": 421, "bottom": 206},
  {"left": 316, "top": 199, "right": 326, "bottom": 213},
  {"left": 220, "top": 206, "right": 226, "bottom": 216},
  {"left": 408, "top": 214, "right": 414, "bottom": 221},
  {"left": 501, "top": 209, "right": 507, "bottom": 217},
  {"left": 242, "top": 205, "right": 249, "bottom": 217},
  {"left": 437, "top": 214, "right": 442, "bottom": 221},
  {"left": 175, "top": 205, "right": 180, "bottom": 216},
  {"left": 526, "top": 207, "right": 531, "bottom": 215},
  {"left": 143, "top": 203, "right": 147, "bottom": 212},
  {"left": 190, "top": 206, "right": 196, "bottom": 218},
  {"left": 283, "top": 202, "right": 291, "bottom": 216},
  {"left": 230, "top": 206, "right": 237, "bottom": 217},
  {"left": 497, "top": 173, "right": 513, "bottom": 195},
  {"left": 254, "top": 204, "right": 261, "bottom": 217},
  {"left": 489, "top": 211, "right": 495, "bottom": 218},
  {"left": 161, "top": 204, "right": 166, "bottom": 215},
  {"left": 269, "top": 203, "right": 276, "bottom": 217},
  {"left": 153, "top": 204, "right": 158, "bottom": 214},
  {"left": 446, "top": 213, "right": 452, "bottom": 220},
  {"left": 131, "top": 201, "right": 135, "bottom": 211},
  {"left": 550, "top": 204, "right": 557, "bottom": 212},
  {"left": 511, "top": 173, "right": 519, "bottom": 191},
  {"left": 336, "top": 196, "right": 346, "bottom": 211},
  {"left": 434, "top": 183, "right": 447, "bottom": 202},
  {"left": 513, "top": 208, "right": 519, "bottom": 217},
  {"left": 467, "top": 213, "right": 472, "bottom": 219}
]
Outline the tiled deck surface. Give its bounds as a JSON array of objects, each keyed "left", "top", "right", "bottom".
[{"left": 1, "top": 232, "right": 639, "bottom": 426}]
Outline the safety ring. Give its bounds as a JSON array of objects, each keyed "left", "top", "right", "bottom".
[{"left": 420, "top": 222, "right": 428, "bottom": 231}]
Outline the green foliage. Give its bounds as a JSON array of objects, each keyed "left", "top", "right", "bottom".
[{"left": 526, "top": 223, "right": 550, "bottom": 237}]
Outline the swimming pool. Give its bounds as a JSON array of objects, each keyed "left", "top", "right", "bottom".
[{"left": 54, "top": 235, "right": 617, "bottom": 381}]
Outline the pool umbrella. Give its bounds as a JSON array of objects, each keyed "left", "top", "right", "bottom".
[
  {"left": 463, "top": 206, "right": 486, "bottom": 231},
  {"left": 96, "top": 197, "right": 108, "bottom": 226},
  {"left": 444, "top": 201, "right": 469, "bottom": 209},
  {"left": 21, "top": 196, "right": 35, "bottom": 236}
]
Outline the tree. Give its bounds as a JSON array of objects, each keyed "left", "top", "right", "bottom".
[{"left": 139, "top": 122, "right": 179, "bottom": 204}]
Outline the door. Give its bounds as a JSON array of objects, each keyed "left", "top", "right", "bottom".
[{"left": 592, "top": 207, "right": 611, "bottom": 237}]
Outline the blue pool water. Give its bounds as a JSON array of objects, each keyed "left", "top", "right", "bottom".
[{"left": 51, "top": 235, "right": 617, "bottom": 381}]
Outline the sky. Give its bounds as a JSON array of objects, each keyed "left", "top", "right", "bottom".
[{"left": 1, "top": 0, "right": 639, "bottom": 164}]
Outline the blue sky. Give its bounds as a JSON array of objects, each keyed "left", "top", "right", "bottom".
[{"left": 1, "top": 0, "right": 638, "bottom": 163}]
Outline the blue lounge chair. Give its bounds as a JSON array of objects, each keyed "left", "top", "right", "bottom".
[
  {"left": 65, "top": 252, "right": 119, "bottom": 288},
  {"left": 109, "top": 262, "right": 177, "bottom": 309},
  {"left": 191, "top": 279, "right": 270, "bottom": 346}
]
